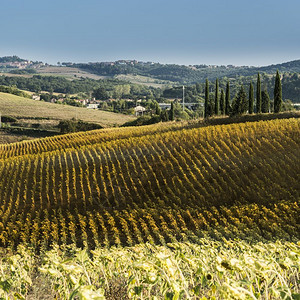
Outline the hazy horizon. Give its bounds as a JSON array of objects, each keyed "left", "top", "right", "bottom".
[
  {"left": 1, "top": 0, "right": 300, "bottom": 67},
  {"left": 2, "top": 53, "right": 299, "bottom": 68}
]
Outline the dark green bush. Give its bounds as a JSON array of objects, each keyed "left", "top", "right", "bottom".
[
  {"left": 1, "top": 115, "right": 17, "bottom": 123},
  {"left": 121, "top": 115, "right": 162, "bottom": 127},
  {"left": 57, "top": 119, "right": 103, "bottom": 133},
  {"left": 0, "top": 85, "right": 31, "bottom": 98}
]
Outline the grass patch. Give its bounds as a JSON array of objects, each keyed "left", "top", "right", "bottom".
[{"left": 0, "top": 92, "right": 134, "bottom": 127}]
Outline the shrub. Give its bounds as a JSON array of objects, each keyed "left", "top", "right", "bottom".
[
  {"left": 57, "top": 119, "right": 103, "bottom": 133},
  {"left": 1, "top": 115, "right": 17, "bottom": 123},
  {"left": 0, "top": 85, "right": 31, "bottom": 98},
  {"left": 122, "top": 115, "right": 162, "bottom": 127}
]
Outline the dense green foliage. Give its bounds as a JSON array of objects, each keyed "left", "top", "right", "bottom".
[
  {"left": 0, "top": 75, "right": 99, "bottom": 94},
  {"left": 121, "top": 115, "right": 162, "bottom": 127},
  {"left": 225, "top": 81, "right": 231, "bottom": 115},
  {"left": 262, "top": 90, "right": 271, "bottom": 113},
  {"left": 231, "top": 85, "right": 248, "bottom": 116},
  {"left": 74, "top": 59, "right": 300, "bottom": 84},
  {"left": 214, "top": 78, "right": 219, "bottom": 115},
  {"left": 220, "top": 89, "right": 225, "bottom": 115},
  {"left": 0, "top": 69, "right": 299, "bottom": 105},
  {"left": 9, "top": 68, "right": 37, "bottom": 74},
  {"left": 57, "top": 119, "right": 103, "bottom": 133},
  {"left": 164, "top": 72, "right": 300, "bottom": 105},
  {"left": 170, "top": 101, "right": 175, "bottom": 121},
  {"left": 204, "top": 79, "right": 209, "bottom": 118},
  {"left": 0, "top": 56, "right": 25, "bottom": 63},
  {"left": 2, "top": 56, "right": 300, "bottom": 84},
  {"left": 248, "top": 82, "right": 254, "bottom": 114},
  {"left": 0, "top": 85, "right": 31, "bottom": 98},
  {"left": 274, "top": 70, "right": 283, "bottom": 113},
  {"left": 92, "top": 86, "right": 109, "bottom": 100},
  {"left": 0, "top": 75, "right": 162, "bottom": 99},
  {"left": 256, "top": 73, "right": 262, "bottom": 113},
  {"left": 1, "top": 115, "right": 17, "bottom": 123}
]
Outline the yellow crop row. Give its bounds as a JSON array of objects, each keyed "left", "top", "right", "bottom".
[{"left": 0, "top": 118, "right": 299, "bottom": 248}]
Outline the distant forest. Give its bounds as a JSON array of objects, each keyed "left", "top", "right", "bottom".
[
  {"left": 0, "top": 56, "right": 300, "bottom": 102},
  {"left": 164, "top": 72, "right": 300, "bottom": 103},
  {"left": 74, "top": 59, "right": 300, "bottom": 84},
  {"left": 0, "top": 75, "right": 163, "bottom": 99},
  {"left": 0, "top": 56, "right": 26, "bottom": 63},
  {"left": 0, "top": 72, "right": 299, "bottom": 102}
]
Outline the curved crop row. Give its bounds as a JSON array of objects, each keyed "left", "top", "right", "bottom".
[{"left": 0, "top": 118, "right": 299, "bottom": 248}]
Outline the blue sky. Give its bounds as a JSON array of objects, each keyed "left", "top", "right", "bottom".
[{"left": 1, "top": 0, "right": 299, "bottom": 66}]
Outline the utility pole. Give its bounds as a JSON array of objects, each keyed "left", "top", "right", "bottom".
[
  {"left": 182, "top": 86, "right": 185, "bottom": 111},
  {"left": 0, "top": 111, "right": 1, "bottom": 129}
]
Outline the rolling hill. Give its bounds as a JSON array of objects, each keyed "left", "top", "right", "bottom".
[
  {"left": 74, "top": 59, "right": 300, "bottom": 84},
  {"left": 0, "top": 117, "right": 299, "bottom": 298},
  {"left": 0, "top": 117, "right": 299, "bottom": 249},
  {"left": 2, "top": 55, "right": 300, "bottom": 86},
  {"left": 0, "top": 92, "right": 133, "bottom": 127}
]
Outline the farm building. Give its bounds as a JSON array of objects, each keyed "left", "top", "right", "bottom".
[{"left": 134, "top": 105, "right": 146, "bottom": 116}]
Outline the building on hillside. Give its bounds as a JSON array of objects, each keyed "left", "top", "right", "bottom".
[
  {"left": 134, "top": 105, "right": 146, "bottom": 116},
  {"left": 87, "top": 103, "right": 99, "bottom": 109},
  {"left": 158, "top": 103, "right": 171, "bottom": 109},
  {"left": 32, "top": 95, "right": 40, "bottom": 101},
  {"left": 74, "top": 99, "right": 88, "bottom": 106}
]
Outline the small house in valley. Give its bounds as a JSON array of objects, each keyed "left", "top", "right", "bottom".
[{"left": 134, "top": 105, "right": 146, "bottom": 116}]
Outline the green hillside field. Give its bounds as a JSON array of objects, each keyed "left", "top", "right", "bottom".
[
  {"left": 0, "top": 118, "right": 299, "bottom": 299},
  {"left": 0, "top": 92, "right": 134, "bottom": 127}
]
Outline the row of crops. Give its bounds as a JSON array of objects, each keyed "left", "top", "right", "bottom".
[
  {"left": 0, "top": 121, "right": 188, "bottom": 159},
  {"left": 0, "top": 118, "right": 299, "bottom": 249},
  {"left": 1, "top": 239, "right": 299, "bottom": 299},
  {"left": 0, "top": 117, "right": 299, "bottom": 299},
  {"left": 1, "top": 113, "right": 299, "bottom": 160}
]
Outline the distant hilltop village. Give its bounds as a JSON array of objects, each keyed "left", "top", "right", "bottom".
[
  {"left": 0, "top": 56, "right": 45, "bottom": 69},
  {"left": 0, "top": 60, "right": 32, "bottom": 69},
  {"left": 59, "top": 60, "right": 156, "bottom": 67},
  {"left": 0, "top": 55, "right": 265, "bottom": 70},
  {"left": 60, "top": 59, "right": 253, "bottom": 69}
]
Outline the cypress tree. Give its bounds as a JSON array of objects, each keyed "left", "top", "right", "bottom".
[
  {"left": 164, "top": 109, "right": 169, "bottom": 121},
  {"left": 160, "top": 109, "right": 169, "bottom": 122},
  {"left": 256, "top": 73, "right": 262, "bottom": 113},
  {"left": 155, "top": 102, "right": 161, "bottom": 115},
  {"left": 204, "top": 79, "right": 209, "bottom": 118},
  {"left": 249, "top": 82, "right": 254, "bottom": 114},
  {"left": 274, "top": 70, "right": 282, "bottom": 113},
  {"left": 170, "top": 101, "right": 175, "bottom": 121},
  {"left": 225, "top": 81, "right": 230, "bottom": 115},
  {"left": 231, "top": 85, "right": 247, "bottom": 116},
  {"left": 214, "top": 78, "right": 219, "bottom": 115},
  {"left": 220, "top": 89, "right": 225, "bottom": 115},
  {"left": 261, "top": 89, "right": 270, "bottom": 113},
  {"left": 208, "top": 94, "right": 214, "bottom": 117}
]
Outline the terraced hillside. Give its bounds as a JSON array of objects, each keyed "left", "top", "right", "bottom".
[{"left": 0, "top": 118, "right": 299, "bottom": 249}]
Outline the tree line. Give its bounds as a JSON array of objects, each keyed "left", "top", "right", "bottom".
[
  {"left": 204, "top": 71, "right": 283, "bottom": 118},
  {"left": 75, "top": 59, "right": 300, "bottom": 84},
  {"left": 0, "top": 75, "right": 162, "bottom": 99}
]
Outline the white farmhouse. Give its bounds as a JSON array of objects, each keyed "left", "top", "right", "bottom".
[
  {"left": 87, "top": 103, "right": 99, "bottom": 109},
  {"left": 134, "top": 105, "right": 146, "bottom": 116}
]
